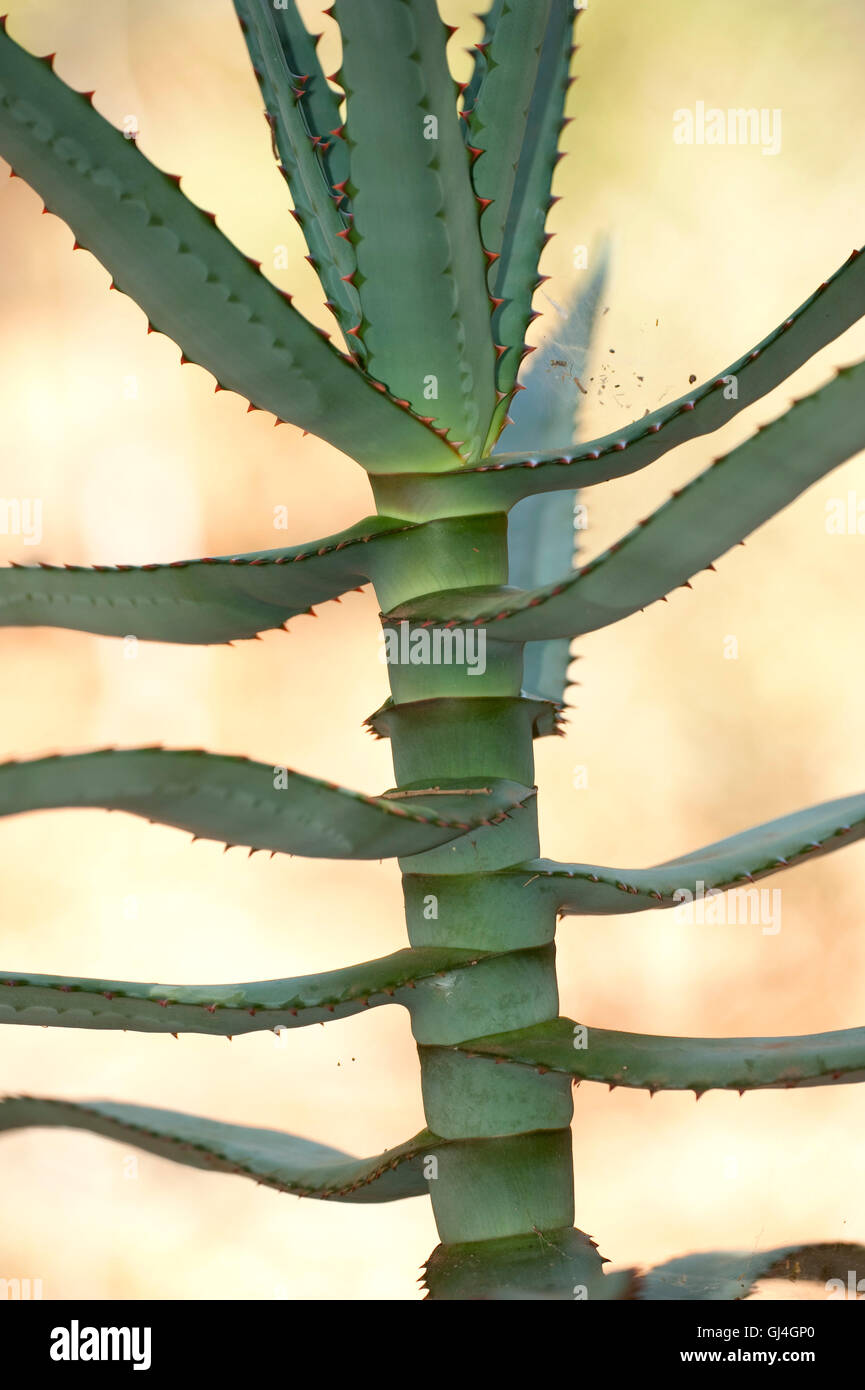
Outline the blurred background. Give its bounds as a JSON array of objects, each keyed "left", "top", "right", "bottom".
[{"left": 0, "top": 0, "right": 864, "bottom": 1300}]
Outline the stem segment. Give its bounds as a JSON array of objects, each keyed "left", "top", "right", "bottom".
[{"left": 378, "top": 516, "right": 575, "bottom": 1256}]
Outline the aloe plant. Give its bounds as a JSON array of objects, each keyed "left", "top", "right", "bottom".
[{"left": 1, "top": 0, "right": 864, "bottom": 1301}]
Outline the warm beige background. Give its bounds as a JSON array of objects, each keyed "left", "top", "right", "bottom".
[{"left": 0, "top": 0, "right": 864, "bottom": 1300}]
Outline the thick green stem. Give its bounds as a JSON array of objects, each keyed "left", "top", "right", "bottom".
[{"left": 376, "top": 515, "right": 574, "bottom": 1253}]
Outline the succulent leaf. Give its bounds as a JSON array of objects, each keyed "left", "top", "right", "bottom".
[
  {"left": 510, "top": 785, "right": 865, "bottom": 914},
  {"left": 0, "top": 748, "right": 535, "bottom": 859},
  {"left": 638, "top": 1243, "right": 865, "bottom": 1300},
  {"left": 334, "top": 0, "right": 496, "bottom": 453},
  {"left": 440, "top": 1017, "right": 865, "bottom": 1092},
  {"left": 0, "top": 1097, "right": 442, "bottom": 1202},
  {"left": 0, "top": 947, "right": 489, "bottom": 1036},
  {"left": 386, "top": 357, "right": 865, "bottom": 637},
  {"left": 0, "top": 516, "right": 421, "bottom": 644},
  {"left": 466, "top": 0, "right": 577, "bottom": 443},
  {"left": 0, "top": 20, "right": 454, "bottom": 472},
  {"left": 503, "top": 248, "right": 609, "bottom": 699},
  {"left": 370, "top": 245, "right": 865, "bottom": 516},
  {"left": 459, "top": 0, "right": 503, "bottom": 119},
  {"left": 232, "top": 0, "right": 362, "bottom": 347},
  {"left": 260, "top": 0, "right": 350, "bottom": 196}
]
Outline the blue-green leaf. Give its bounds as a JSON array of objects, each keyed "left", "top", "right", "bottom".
[
  {"left": 502, "top": 247, "right": 609, "bottom": 699},
  {"left": 443, "top": 1017, "right": 865, "bottom": 1093},
  {"left": 334, "top": 0, "right": 496, "bottom": 453},
  {"left": 639, "top": 1244, "right": 865, "bottom": 1300},
  {"left": 371, "top": 246, "right": 865, "bottom": 513},
  {"left": 513, "top": 785, "right": 865, "bottom": 915},
  {"left": 232, "top": 0, "right": 362, "bottom": 348},
  {"left": 0, "top": 748, "right": 535, "bottom": 860},
  {"left": 0, "top": 19, "right": 454, "bottom": 472},
  {"left": 387, "top": 358, "right": 865, "bottom": 638},
  {"left": 0, "top": 947, "right": 488, "bottom": 1037},
  {"left": 0, "top": 1097, "right": 441, "bottom": 1202}
]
